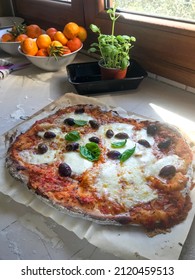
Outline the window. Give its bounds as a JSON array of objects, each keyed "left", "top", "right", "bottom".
[{"left": 114, "top": 0, "right": 195, "bottom": 23}]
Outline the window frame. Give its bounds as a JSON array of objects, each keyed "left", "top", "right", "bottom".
[
  {"left": 12, "top": 0, "right": 85, "bottom": 30},
  {"left": 12, "top": 0, "right": 195, "bottom": 87}
]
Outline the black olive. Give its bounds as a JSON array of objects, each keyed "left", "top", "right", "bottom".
[
  {"left": 37, "top": 143, "right": 48, "bottom": 154},
  {"left": 66, "top": 142, "right": 79, "bottom": 151},
  {"left": 107, "top": 150, "right": 121, "bottom": 159},
  {"left": 44, "top": 131, "right": 56, "bottom": 139},
  {"left": 89, "top": 136, "right": 100, "bottom": 143},
  {"left": 89, "top": 120, "right": 100, "bottom": 129},
  {"left": 106, "top": 129, "right": 114, "bottom": 139},
  {"left": 16, "top": 165, "right": 26, "bottom": 171},
  {"left": 138, "top": 139, "right": 151, "bottom": 148},
  {"left": 112, "top": 110, "right": 119, "bottom": 116},
  {"left": 64, "top": 118, "right": 75, "bottom": 126},
  {"left": 147, "top": 124, "right": 158, "bottom": 136},
  {"left": 58, "top": 163, "right": 72, "bottom": 177},
  {"left": 158, "top": 138, "right": 171, "bottom": 150},
  {"left": 159, "top": 165, "right": 176, "bottom": 179},
  {"left": 115, "top": 132, "right": 129, "bottom": 139},
  {"left": 74, "top": 107, "right": 85, "bottom": 114}
]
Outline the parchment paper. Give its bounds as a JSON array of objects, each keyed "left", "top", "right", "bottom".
[{"left": 0, "top": 92, "right": 194, "bottom": 260}]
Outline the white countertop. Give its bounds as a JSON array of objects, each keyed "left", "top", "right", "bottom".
[{"left": 0, "top": 49, "right": 195, "bottom": 260}]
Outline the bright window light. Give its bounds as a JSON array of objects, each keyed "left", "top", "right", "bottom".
[
  {"left": 114, "top": 0, "right": 195, "bottom": 23},
  {"left": 149, "top": 103, "right": 195, "bottom": 142}
]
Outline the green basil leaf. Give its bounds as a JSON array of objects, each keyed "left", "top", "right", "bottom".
[
  {"left": 80, "top": 142, "right": 101, "bottom": 161},
  {"left": 74, "top": 120, "right": 88, "bottom": 126},
  {"left": 65, "top": 131, "right": 80, "bottom": 142},
  {"left": 111, "top": 139, "right": 127, "bottom": 148},
  {"left": 120, "top": 145, "right": 136, "bottom": 163}
]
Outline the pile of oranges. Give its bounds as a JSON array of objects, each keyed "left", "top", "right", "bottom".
[{"left": 1, "top": 22, "right": 87, "bottom": 57}]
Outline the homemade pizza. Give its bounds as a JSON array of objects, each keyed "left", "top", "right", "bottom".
[{"left": 5, "top": 104, "right": 194, "bottom": 233}]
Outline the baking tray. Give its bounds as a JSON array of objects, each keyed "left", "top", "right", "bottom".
[{"left": 66, "top": 59, "right": 147, "bottom": 94}]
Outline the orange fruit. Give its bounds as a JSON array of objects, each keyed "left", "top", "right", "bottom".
[
  {"left": 46, "top": 27, "right": 57, "bottom": 40},
  {"left": 21, "top": 37, "right": 38, "bottom": 56},
  {"left": 53, "top": 31, "right": 68, "bottom": 45},
  {"left": 1, "top": 33, "right": 15, "bottom": 42},
  {"left": 48, "top": 31, "right": 56, "bottom": 41},
  {"left": 77, "top": 26, "right": 87, "bottom": 42},
  {"left": 15, "top": 34, "right": 28, "bottom": 42},
  {"left": 46, "top": 27, "right": 57, "bottom": 36},
  {"left": 36, "top": 34, "right": 51, "bottom": 49},
  {"left": 36, "top": 48, "right": 48, "bottom": 56},
  {"left": 26, "top": 24, "right": 42, "bottom": 38},
  {"left": 63, "top": 22, "right": 79, "bottom": 39},
  {"left": 66, "top": 37, "right": 82, "bottom": 52}
]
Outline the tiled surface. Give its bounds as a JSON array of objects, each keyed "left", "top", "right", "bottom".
[
  {"left": 0, "top": 50, "right": 195, "bottom": 259},
  {"left": 149, "top": 71, "right": 195, "bottom": 95}
]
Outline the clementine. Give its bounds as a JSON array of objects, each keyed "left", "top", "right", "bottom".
[
  {"left": 26, "top": 24, "right": 42, "bottom": 38},
  {"left": 63, "top": 22, "right": 79, "bottom": 39},
  {"left": 46, "top": 27, "right": 57, "bottom": 40},
  {"left": 36, "top": 48, "right": 49, "bottom": 56},
  {"left": 36, "top": 34, "right": 51, "bottom": 49},
  {"left": 77, "top": 26, "right": 87, "bottom": 42},
  {"left": 1, "top": 33, "right": 15, "bottom": 42},
  {"left": 46, "top": 27, "right": 57, "bottom": 36},
  {"left": 21, "top": 37, "right": 38, "bottom": 56},
  {"left": 66, "top": 37, "right": 82, "bottom": 52},
  {"left": 53, "top": 31, "right": 68, "bottom": 45},
  {"left": 15, "top": 34, "right": 28, "bottom": 42}
]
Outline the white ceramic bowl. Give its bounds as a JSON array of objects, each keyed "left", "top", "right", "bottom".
[
  {"left": 0, "top": 28, "right": 21, "bottom": 56},
  {"left": 18, "top": 44, "right": 83, "bottom": 71}
]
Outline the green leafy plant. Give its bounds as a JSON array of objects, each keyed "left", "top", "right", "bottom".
[{"left": 88, "top": 5, "right": 136, "bottom": 70}]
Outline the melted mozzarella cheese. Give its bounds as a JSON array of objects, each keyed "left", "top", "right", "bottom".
[
  {"left": 19, "top": 149, "right": 57, "bottom": 164},
  {"left": 95, "top": 160, "right": 157, "bottom": 208},
  {"left": 77, "top": 132, "right": 99, "bottom": 146},
  {"left": 63, "top": 152, "right": 93, "bottom": 175},
  {"left": 101, "top": 122, "right": 134, "bottom": 135},
  {"left": 123, "top": 144, "right": 156, "bottom": 166},
  {"left": 64, "top": 112, "right": 94, "bottom": 122},
  {"left": 145, "top": 155, "right": 184, "bottom": 177},
  {"left": 134, "top": 128, "right": 155, "bottom": 146},
  {"left": 95, "top": 123, "right": 134, "bottom": 151},
  {"left": 37, "top": 127, "right": 64, "bottom": 140}
]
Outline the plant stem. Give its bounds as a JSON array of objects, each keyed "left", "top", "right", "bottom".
[{"left": 111, "top": 6, "right": 116, "bottom": 45}]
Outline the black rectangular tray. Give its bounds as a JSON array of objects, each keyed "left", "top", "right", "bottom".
[{"left": 66, "top": 59, "right": 147, "bottom": 95}]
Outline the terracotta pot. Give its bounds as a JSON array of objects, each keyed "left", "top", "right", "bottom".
[{"left": 98, "top": 60, "right": 129, "bottom": 80}]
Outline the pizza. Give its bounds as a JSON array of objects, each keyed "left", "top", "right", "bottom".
[{"left": 5, "top": 104, "right": 194, "bottom": 233}]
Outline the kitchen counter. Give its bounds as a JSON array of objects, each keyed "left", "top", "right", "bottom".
[{"left": 0, "top": 49, "right": 195, "bottom": 260}]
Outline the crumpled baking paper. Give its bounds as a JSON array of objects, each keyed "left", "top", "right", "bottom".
[{"left": 0, "top": 92, "right": 194, "bottom": 260}]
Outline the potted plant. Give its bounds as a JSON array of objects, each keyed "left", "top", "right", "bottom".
[{"left": 88, "top": 5, "right": 136, "bottom": 80}]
